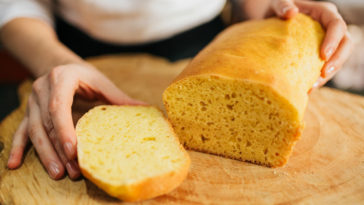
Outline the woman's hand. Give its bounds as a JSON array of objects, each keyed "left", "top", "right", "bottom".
[
  {"left": 7, "top": 63, "right": 145, "bottom": 179},
  {"left": 270, "top": 0, "right": 353, "bottom": 88}
]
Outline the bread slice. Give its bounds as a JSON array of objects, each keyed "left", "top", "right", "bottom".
[
  {"left": 76, "top": 105, "right": 190, "bottom": 202},
  {"left": 163, "top": 14, "right": 325, "bottom": 167}
]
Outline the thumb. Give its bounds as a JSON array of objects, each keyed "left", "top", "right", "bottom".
[{"left": 271, "top": 0, "right": 299, "bottom": 19}]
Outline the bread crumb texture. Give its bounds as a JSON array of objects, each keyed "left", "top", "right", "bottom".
[
  {"left": 163, "top": 14, "right": 324, "bottom": 167},
  {"left": 76, "top": 105, "right": 190, "bottom": 201}
]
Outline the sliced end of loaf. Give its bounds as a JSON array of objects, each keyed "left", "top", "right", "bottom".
[
  {"left": 163, "top": 75, "right": 301, "bottom": 167},
  {"left": 76, "top": 105, "right": 190, "bottom": 201}
]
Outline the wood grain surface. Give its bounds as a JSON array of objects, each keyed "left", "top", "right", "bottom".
[{"left": 0, "top": 54, "right": 364, "bottom": 204}]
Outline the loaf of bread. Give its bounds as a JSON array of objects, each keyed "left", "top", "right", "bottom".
[
  {"left": 76, "top": 105, "right": 190, "bottom": 201},
  {"left": 163, "top": 14, "right": 325, "bottom": 167}
]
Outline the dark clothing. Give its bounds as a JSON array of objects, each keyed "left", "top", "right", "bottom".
[{"left": 55, "top": 16, "right": 225, "bottom": 61}]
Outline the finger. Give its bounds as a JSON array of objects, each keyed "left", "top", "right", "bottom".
[
  {"left": 47, "top": 123, "right": 81, "bottom": 179},
  {"left": 48, "top": 71, "right": 78, "bottom": 161},
  {"left": 320, "top": 18, "right": 346, "bottom": 61},
  {"left": 27, "top": 94, "right": 65, "bottom": 179},
  {"left": 7, "top": 117, "right": 29, "bottom": 169},
  {"left": 321, "top": 33, "right": 353, "bottom": 79},
  {"left": 271, "top": 0, "right": 299, "bottom": 19},
  {"left": 32, "top": 74, "right": 80, "bottom": 178},
  {"left": 33, "top": 77, "right": 81, "bottom": 179},
  {"left": 313, "top": 35, "right": 352, "bottom": 89},
  {"left": 32, "top": 77, "right": 53, "bottom": 133},
  {"left": 66, "top": 160, "right": 81, "bottom": 179},
  {"left": 295, "top": 1, "right": 346, "bottom": 60}
]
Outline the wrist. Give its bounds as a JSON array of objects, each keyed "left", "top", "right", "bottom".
[{"left": 33, "top": 41, "right": 86, "bottom": 78}]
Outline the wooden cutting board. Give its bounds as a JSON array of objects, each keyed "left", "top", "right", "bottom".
[{"left": 0, "top": 54, "right": 364, "bottom": 204}]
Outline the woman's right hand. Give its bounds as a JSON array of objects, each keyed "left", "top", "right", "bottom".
[{"left": 7, "top": 63, "right": 146, "bottom": 179}]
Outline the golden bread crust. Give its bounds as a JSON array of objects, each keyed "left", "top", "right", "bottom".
[{"left": 172, "top": 14, "right": 324, "bottom": 120}]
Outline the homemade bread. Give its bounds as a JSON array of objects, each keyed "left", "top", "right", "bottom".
[
  {"left": 163, "top": 14, "right": 325, "bottom": 167},
  {"left": 76, "top": 105, "right": 190, "bottom": 201}
]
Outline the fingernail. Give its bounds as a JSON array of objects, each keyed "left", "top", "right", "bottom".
[
  {"left": 282, "top": 7, "right": 289, "bottom": 15},
  {"left": 49, "top": 161, "right": 60, "bottom": 178},
  {"left": 325, "top": 48, "right": 334, "bottom": 60},
  {"left": 282, "top": 6, "right": 292, "bottom": 15},
  {"left": 63, "top": 142, "right": 74, "bottom": 158},
  {"left": 312, "top": 81, "right": 320, "bottom": 88},
  {"left": 66, "top": 161, "right": 80, "bottom": 178},
  {"left": 313, "top": 77, "right": 324, "bottom": 88},
  {"left": 7, "top": 152, "right": 19, "bottom": 168},
  {"left": 325, "top": 66, "right": 335, "bottom": 77},
  {"left": 66, "top": 162, "right": 72, "bottom": 172},
  {"left": 66, "top": 161, "right": 79, "bottom": 172}
]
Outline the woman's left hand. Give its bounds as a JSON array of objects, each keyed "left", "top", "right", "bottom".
[{"left": 270, "top": 0, "right": 353, "bottom": 88}]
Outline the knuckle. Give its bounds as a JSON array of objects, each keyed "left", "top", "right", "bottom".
[
  {"left": 48, "top": 98, "right": 60, "bottom": 115},
  {"left": 275, "top": 0, "right": 290, "bottom": 10},
  {"left": 331, "top": 18, "right": 347, "bottom": 31},
  {"left": 48, "top": 66, "right": 66, "bottom": 83},
  {"left": 320, "top": 2, "right": 337, "bottom": 12},
  {"left": 27, "top": 125, "right": 38, "bottom": 141},
  {"left": 36, "top": 136, "right": 43, "bottom": 147},
  {"left": 338, "top": 19, "right": 347, "bottom": 30},
  {"left": 43, "top": 117, "right": 54, "bottom": 133},
  {"left": 32, "top": 79, "right": 43, "bottom": 95},
  {"left": 47, "top": 126, "right": 57, "bottom": 143}
]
